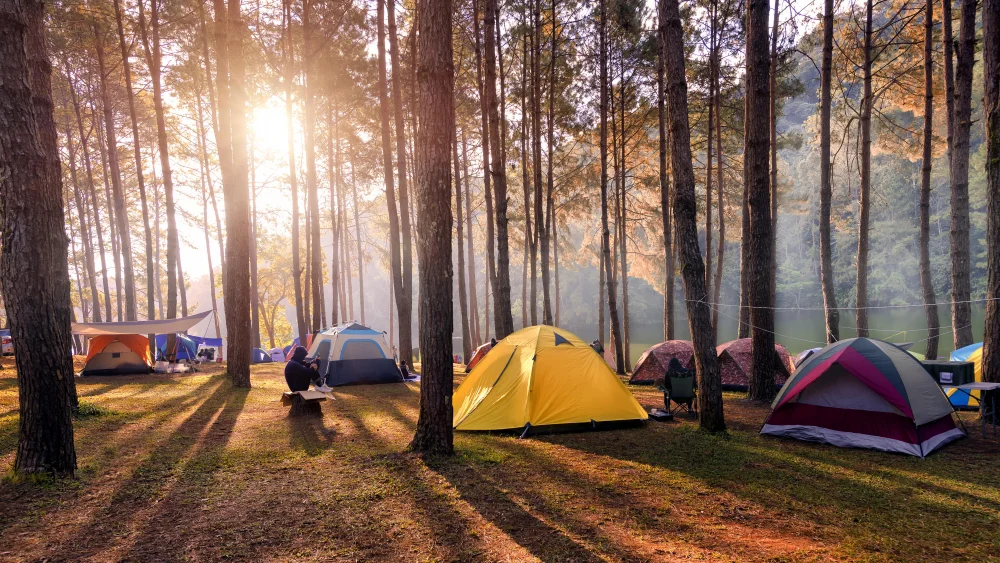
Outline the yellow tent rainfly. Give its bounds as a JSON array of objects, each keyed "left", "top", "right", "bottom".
[{"left": 452, "top": 325, "right": 648, "bottom": 434}]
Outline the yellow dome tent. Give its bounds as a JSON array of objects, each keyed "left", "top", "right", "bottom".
[{"left": 453, "top": 326, "right": 648, "bottom": 432}]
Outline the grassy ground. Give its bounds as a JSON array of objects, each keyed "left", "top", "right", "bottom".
[{"left": 1, "top": 361, "right": 999, "bottom": 562}]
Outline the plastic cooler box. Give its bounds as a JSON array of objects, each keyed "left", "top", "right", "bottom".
[{"left": 920, "top": 360, "right": 975, "bottom": 386}]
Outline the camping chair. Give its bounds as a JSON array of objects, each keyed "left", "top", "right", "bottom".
[{"left": 655, "top": 359, "right": 697, "bottom": 415}]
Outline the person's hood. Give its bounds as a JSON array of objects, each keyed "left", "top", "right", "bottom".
[{"left": 291, "top": 346, "right": 307, "bottom": 363}]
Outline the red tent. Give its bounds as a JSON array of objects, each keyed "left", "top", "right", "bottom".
[
  {"left": 465, "top": 341, "right": 493, "bottom": 373},
  {"left": 629, "top": 341, "right": 695, "bottom": 384},
  {"left": 716, "top": 338, "right": 794, "bottom": 390}
]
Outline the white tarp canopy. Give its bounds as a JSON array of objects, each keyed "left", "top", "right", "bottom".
[{"left": 72, "top": 311, "right": 213, "bottom": 336}]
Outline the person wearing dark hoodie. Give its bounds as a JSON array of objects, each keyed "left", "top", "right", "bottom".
[{"left": 284, "top": 346, "right": 330, "bottom": 392}]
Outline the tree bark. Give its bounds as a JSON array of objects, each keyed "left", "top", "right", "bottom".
[
  {"left": 329, "top": 103, "right": 341, "bottom": 325},
  {"left": 195, "top": 87, "right": 222, "bottom": 338},
  {"left": 199, "top": 0, "right": 225, "bottom": 286},
  {"left": 712, "top": 77, "right": 725, "bottom": 332},
  {"left": 63, "top": 118, "right": 101, "bottom": 326},
  {"left": 281, "top": 0, "right": 306, "bottom": 340},
  {"left": 409, "top": 0, "right": 455, "bottom": 455},
  {"left": 532, "top": 0, "right": 545, "bottom": 328},
  {"left": 472, "top": 0, "right": 498, "bottom": 306},
  {"left": 93, "top": 20, "right": 137, "bottom": 321},
  {"left": 302, "top": 0, "right": 323, "bottom": 334},
  {"left": 768, "top": 0, "right": 779, "bottom": 310},
  {"left": 377, "top": 0, "right": 412, "bottom": 361},
  {"left": 350, "top": 156, "right": 365, "bottom": 324},
  {"left": 659, "top": 0, "right": 725, "bottom": 432},
  {"left": 818, "top": 0, "right": 839, "bottom": 344},
  {"left": 485, "top": 0, "right": 515, "bottom": 338},
  {"left": 388, "top": 0, "right": 414, "bottom": 343},
  {"left": 950, "top": 0, "right": 977, "bottom": 349},
  {"left": 521, "top": 29, "right": 532, "bottom": 329},
  {"left": 657, "top": 11, "right": 674, "bottom": 341},
  {"left": 112, "top": 0, "right": 154, "bottom": 325},
  {"left": 219, "top": 0, "right": 253, "bottom": 386},
  {"left": 250, "top": 130, "right": 261, "bottom": 343},
  {"left": 920, "top": 0, "right": 940, "bottom": 359},
  {"left": 599, "top": 0, "right": 624, "bottom": 374},
  {"left": 1, "top": 0, "right": 77, "bottom": 475},
  {"left": 455, "top": 124, "right": 472, "bottom": 361},
  {"left": 92, "top": 85, "right": 123, "bottom": 321},
  {"left": 982, "top": 0, "right": 1000, "bottom": 383},
  {"left": 745, "top": 0, "right": 775, "bottom": 402},
  {"left": 461, "top": 129, "right": 480, "bottom": 344},
  {"left": 856, "top": 0, "right": 873, "bottom": 338},
  {"left": 542, "top": 0, "right": 556, "bottom": 326}
]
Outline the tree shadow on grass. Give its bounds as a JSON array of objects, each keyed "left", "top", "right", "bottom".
[
  {"left": 34, "top": 378, "right": 242, "bottom": 561},
  {"left": 286, "top": 409, "right": 335, "bottom": 457}
]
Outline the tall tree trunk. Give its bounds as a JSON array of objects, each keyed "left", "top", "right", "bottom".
[
  {"left": 92, "top": 95, "right": 123, "bottom": 321},
  {"left": 455, "top": 124, "right": 472, "bottom": 361},
  {"left": 218, "top": 0, "right": 252, "bottom": 386},
  {"left": 746, "top": 0, "right": 775, "bottom": 402},
  {"left": 738, "top": 183, "right": 750, "bottom": 338},
  {"left": 950, "top": 0, "right": 977, "bottom": 348},
  {"left": 93, "top": 22, "right": 137, "bottom": 321},
  {"left": 920, "top": 0, "right": 940, "bottom": 359},
  {"left": 856, "top": 0, "right": 873, "bottom": 337},
  {"left": 521, "top": 26, "right": 533, "bottom": 328},
  {"left": 532, "top": 0, "right": 544, "bottom": 328},
  {"left": 657, "top": 12, "right": 674, "bottom": 341},
  {"left": 177, "top": 247, "right": 188, "bottom": 317},
  {"left": 196, "top": 89, "right": 222, "bottom": 338},
  {"left": 377, "top": 0, "right": 412, "bottom": 361},
  {"left": 64, "top": 119, "right": 101, "bottom": 326},
  {"left": 250, "top": 130, "right": 262, "bottom": 343},
  {"left": 944, "top": 0, "right": 955, "bottom": 192},
  {"left": 659, "top": 0, "right": 725, "bottom": 432},
  {"left": 473, "top": 0, "right": 498, "bottom": 305},
  {"left": 199, "top": 0, "right": 226, "bottom": 285},
  {"left": 351, "top": 158, "right": 366, "bottom": 324},
  {"left": 409, "top": 0, "right": 455, "bottom": 455},
  {"left": 138, "top": 0, "right": 176, "bottom": 327},
  {"left": 461, "top": 129, "right": 480, "bottom": 343},
  {"left": 617, "top": 55, "right": 630, "bottom": 368},
  {"left": 329, "top": 103, "right": 341, "bottom": 326},
  {"left": 387, "top": 0, "right": 414, "bottom": 344},
  {"left": 485, "top": 0, "right": 515, "bottom": 337},
  {"left": 152, "top": 152, "right": 164, "bottom": 318},
  {"left": 302, "top": 0, "right": 323, "bottom": 334},
  {"left": 281, "top": 0, "right": 305, "bottom": 340},
  {"left": 599, "top": 0, "right": 624, "bottom": 374},
  {"left": 68, "top": 78, "right": 109, "bottom": 323},
  {"left": 706, "top": 14, "right": 714, "bottom": 304},
  {"left": 1, "top": 0, "right": 77, "bottom": 475},
  {"left": 982, "top": 0, "right": 1000, "bottom": 383},
  {"left": 768, "top": 0, "right": 779, "bottom": 309},
  {"left": 598, "top": 238, "right": 605, "bottom": 348},
  {"left": 819, "top": 0, "right": 840, "bottom": 343},
  {"left": 712, "top": 77, "right": 725, "bottom": 331},
  {"left": 542, "top": 0, "right": 556, "bottom": 326},
  {"left": 112, "top": 0, "right": 154, "bottom": 324}
]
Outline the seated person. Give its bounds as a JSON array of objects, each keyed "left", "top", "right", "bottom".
[{"left": 284, "top": 346, "right": 331, "bottom": 393}]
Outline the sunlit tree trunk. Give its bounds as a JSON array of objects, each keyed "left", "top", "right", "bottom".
[
  {"left": 950, "top": 0, "right": 977, "bottom": 348},
  {"left": 92, "top": 93, "right": 123, "bottom": 321},
  {"left": 521, "top": 25, "right": 533, "bottom": 329},
  {"left": 250, "top": 130, "right": 261, "bottom": 343},
  {"left": 542, "top": 0, "right": 556, "bottom": 326},
  {"left": 461, "top": 130, "right": 480, "bottom": 343},
  {"left": 281, "top": 0, "right": 306, "bottom": 340},
  {"left": 659, "top": 0, "right": 725, "bottom": 432},
  {"left": 982, "top": 0, "right": 1000, "bottom": 383},
  {"left": 818, "top": 0, "right": 839, "bottom": 343},
  {"left": 198, "top": 0, "right": 226, "bottom": 285},
  {"left": 920, "top": 0, "right": 940, "bottom": 359},
  {"left": 599, "top": 0, "right": 624, "bottom": 374},
  {"left": 455, "top": 124, "right": 472, "bottom": 361},
  {"left": 302, "top": 0, "right": 323, "bottom": 334},
  {"left": 63, "top": 118, "right": 101, "bottom": 326},
  {"left": 196, "top": 88, "right": 222, "bottom": 338},
  {"left": 329, "top": 103, "right": 341, "bottom": 326},
  {"left": 112, "top": 0, "right": 154, "bottom": 325},
  {"left": 532, "top": 0, "right": 544, "bottom": 327},
  {"left": 2, "top": 0, "right": 77, "bottom": 475},
  {"left": 746, "top": 0, "right": 775, "bottom": 401},
  {"left": 855, "top": 0, "right": 873, "bottom": 338},
  {"left": 768, "top": 0, "right": 779, "bottom": 310},
  {"left": 485, "top": 0, "right": 515, "bottom": 337},
  {"left": 409, "top": 0, "right": 455, "bottom": 455},
  {"left": 350, "top": 156, "right": 366, "bottom": 324},
  {"left": 473, "top": 0, "right": 498, "bottom": 308},
  {"left": 657, "top": 10, "right": 674, "bottom": 341}
]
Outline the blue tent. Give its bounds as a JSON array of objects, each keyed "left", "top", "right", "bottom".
[
  {"left": 950, "top": 342, "right": 982, "bottom": 362},
  {"left": 154, "top": 334, "right": 198, "bottom": 361},
  {"left": 188, "top": 335, "right": 223, "bottom": 348},
  {"left": 251, "top": 347, "right": 272, "bottom": 363}
]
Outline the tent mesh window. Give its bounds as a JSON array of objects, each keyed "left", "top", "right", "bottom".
[{"left": 340, "top": 340, "right": 384, "bottom": 360}]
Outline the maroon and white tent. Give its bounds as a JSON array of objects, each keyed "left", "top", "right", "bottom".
[
  {"left": 761, "top": 338, "right": 964, "bottom": 457},
  {"left": 716, "top": 338, "right": 794, "bottom": 390},
  {"left": 629, "top": 341, "right": 695, "bottom": 384}
]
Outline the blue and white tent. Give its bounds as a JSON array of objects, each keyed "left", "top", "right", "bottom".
[{"left": 306, "top": 322, "right": 402, "bottom": 386}]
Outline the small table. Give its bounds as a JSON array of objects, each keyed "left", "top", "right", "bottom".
[{"left": 949, "top": 382, "right": 1000, "bottom": 437}]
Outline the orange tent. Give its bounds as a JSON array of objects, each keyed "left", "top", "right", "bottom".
[{"left": 82, "top": 334, "right": 153, "bottom": 375}]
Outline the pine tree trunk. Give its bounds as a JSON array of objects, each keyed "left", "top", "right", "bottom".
[
  {"left": 521, "top": 29, "right": 531, "bottom": 329},
  {"left": 659, "top": 0, "right": 725, "bottom": 432},
  {"left": 218, "top": 0, "right": 253, "bottom": 386},
  {"left": 281, "top": 0, "right": 306, "bottom": 340},
  {"left": 138, "top": 0, "right": 177, "bottom": 327},
  {"left": 532, "top": 0, "right": 544, "bottom": 328},
  {"left": 542, "top": 0, "right": 556, "bottom": 326},
  {"left": 950, "top": 0, "right": 977, "bottom": 349},
  {"left": 249, "top": 131, "right": 261, "bottom": 343},
  {"left": 819, "top": 0, "right": 839, "bottom": 344},
  {"left": 598, "top": 237, "right": 605, "bottom": 348},
  {"left": 712, "top": 82, "right": 725, "bottom": 330},
  {"left": 377, "top": 0, "right": 412, "bottom": 361},
  {"left": 93, "top": 22, "right": 137, "bottom": 321},
  {"left": 472, "top": 0, "right": 498, "bottom": 304},
  {"left": 746, "top": 0, "right": 776, "bottom": 402},
  {"left": 92, "top": 93, "right": 123, "bottom": 321},
  {"left": 657, "top": 13, "right": 674, "bottom": 342},
  {"left": 738, "top": 183, "right": 750, "bottom": 338},
  {"left": 1, "top": 0, "right": 78, "bottom": 475},
  {"left": 199, "top": 0, "right": 226, "bottom": 286},
  {"left": 112, "top": 0, "right": 154, "bottom": 325},
  {"left": 329, "top": 104, "right": 341, "bottom": 326},
  {"left": 920, "top": 0, "right": 941, "bottom": 359},
  {"left": 599, "top": 0, "right": 624, "bottom": 374},
  {"left": 461, "top": 130, "right": 480, "bottom": 344},
  {"left": 485, "top": 0, "right": 515, "bottom": 338},
  {"left": 351, "top": 158, "right": 366, "bottom": 324},
  {"left": 982, "top": 0, "right": 1000, "bottom": 383},
  {"left": 67, "top": 78, "right": 108, "bottom": 323},
  {"left": 64, "top": 119, "right": 102, "bottom": 326},
  {"left": 303, "top": 0, "right": 323, "bottom": 334},
  {"left": 196, "top": 90, "right": 222, "bottom": 338},
  {"left": 617, "top": 59, "right": 630, "bottom": 368},
  {"left": 388, "top": 0, "right": 414, "bottom": 349},
  {"left": 768, "top": 0, "right": 779, "bottom": 310},
  {"left": 455, "top": 125, "right": 473, "bottom": 361},
  {"left": 177, "top": 248, "right": 188, "bottom": 317},
  {"left": 409, "top": 0, "right": 455, "bottom": 455},
  {"left": 856, "top": 0, "right": 874, "bottom": 337},
  {"left": 706, "top": 17, "right": 714, "bottom": 304}
]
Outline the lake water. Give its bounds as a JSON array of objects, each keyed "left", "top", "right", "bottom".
[{"left": 581, "top": 304, "right": 986, "bottom": 365}]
